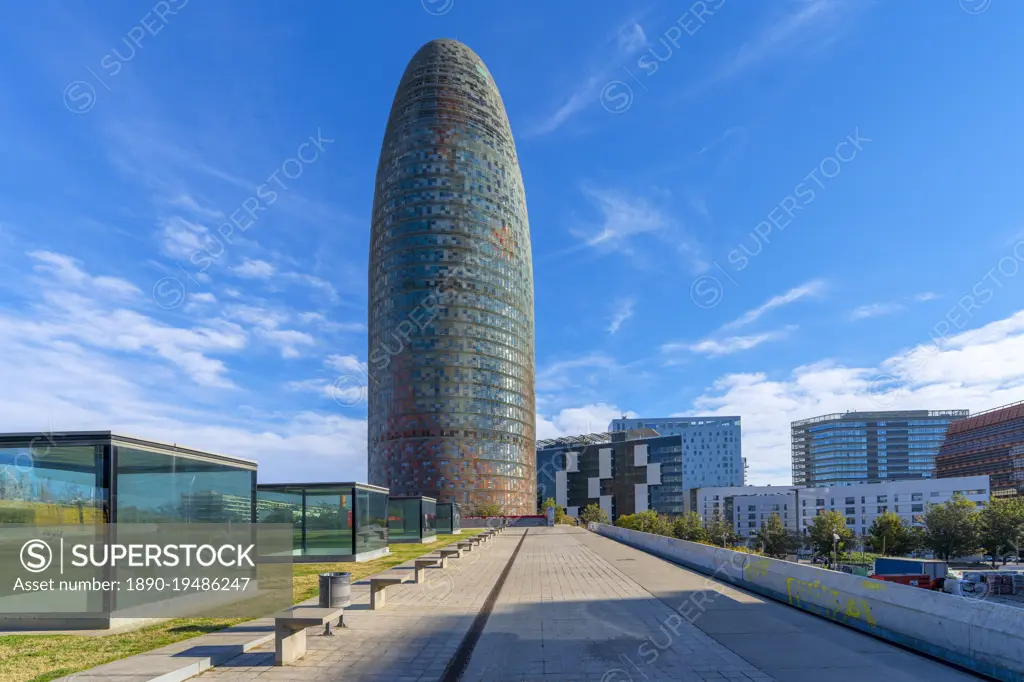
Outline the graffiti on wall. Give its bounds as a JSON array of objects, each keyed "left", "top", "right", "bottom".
[{"left": 785, "top": 577, "right": 877, "bottom": 628}]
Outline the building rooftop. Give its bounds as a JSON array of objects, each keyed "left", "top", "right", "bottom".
[
  {"left": 791, "top": 410, "right": 969, "bottom": 428},
  {"left": 947, "top": 400, "right": 1024, "bottom": 434}
]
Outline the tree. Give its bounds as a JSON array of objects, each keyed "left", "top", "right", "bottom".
[
  {"left": 980, "top": 496, "right": 1024, "bottom": 567},
  {"left": 704, "top": 510, "right": 736, "bottom": 547},
  {"left": 808, "top": 511, "right": 854, "bottom": 562},
  {"left": 615, "top": 510, "right": 672, "bottom": 536},
  {"left": 469, "top": 502, "right": 504, "bottom": 518},
  {"left": 755, "top": 513, "right": 798, "bottom": 558},
  {"left": 922, "top": 493, "right": 981, "bottom": 561},
  {"left": 579, "top": 503, "right": 609, "bottom": 525},
  {"left": 538, "top": 497, "right": 564, "bottom": 524},
  {"left": 673, "top": 512, "right": 710, "bottom": 543},
  {"left": 867, "top": 511, "right": 917, "bottom": 556}
]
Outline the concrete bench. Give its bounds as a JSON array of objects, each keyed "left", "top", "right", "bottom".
[
  {"left": 273, "top": 607, "right": 344, "bottom": 665},
  {"left": 369, "top": 572, "right": 412, "bottom": 609},
  {"left": 439, "top": 548, "right": 462, "bottom": 560},
  {"left": 414, "top": 557, "right": 444, "bottom": 582},
  {"left": 457, "top": 540, "right": 475, "bottom": 552}
]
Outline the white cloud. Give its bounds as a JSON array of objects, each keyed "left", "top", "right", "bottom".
[
  {"left": 723, "top": 279, "right": 825, "bottom": 330},
  {"left": 299, "top": 312, "right": 366, "bottom": 334},
  {"left": 234, "top": 258, "right": 276, "bottom": 279},
  {"left": 22, "top": 251, "right": 244, "bottom": 388},
  {"left": 259, "top": 329, "right": 315, "bottom": 359},
  {"left": 686, "top": 309, "right": 1024, "bottom": 484},
  {"left": 533, "top": 21, "right": 647, "bottom": 135},
  {"left": 617, "top": 22, "right": 647, "bottom": 53},
  {"left": 325, "top": 354, "right": 367, "bottom": 376},
  {"left": 850, "top": 302, "right": 905, "bottom": 320},
  {"left": 915, "top": 292, "right": 941, "bottom": 302},
  {"left": 158, "top": 217, "right": 210, "bottom": 260},
  {"left": 665, "top": 327, "right": 795, "bottom": 357},
  {"left": 165, "top": 194, "right": 224, "bottom": 219},
  {"left": 536, "top": 353, "right": 623, "bottom": 392},
  {"left": 190, "top": 292, "right": 217, "bottom": 304},
  {"left": 537, "top": 403, "right": 638, "bottom": 440},
  {"left": 607, "top": 298, "right": 635, "bottom": 334},
  {"left": 704, "top": 0, "right": 854, "bottom": 90},
  {"left": 570, "top": 186, "right": 706, "bottom": 273}
]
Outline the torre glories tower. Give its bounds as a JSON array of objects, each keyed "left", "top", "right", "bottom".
[{"left": 367, "top": 39, "right": 536, "bottom": 514}]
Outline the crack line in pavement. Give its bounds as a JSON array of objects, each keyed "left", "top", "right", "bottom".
[{"left": 439, "top": 528, "right": 529, "bottom": 682}]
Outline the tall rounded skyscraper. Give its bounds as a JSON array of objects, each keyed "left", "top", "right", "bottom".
[{"left": 367, "top": 39, "right": 536, "bottom": 514}]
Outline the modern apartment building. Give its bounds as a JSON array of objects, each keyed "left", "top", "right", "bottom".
[
  {"left": 536, "top": 430, "right": 684, "bottom": 521},
  {"left": 609, "top": 416, "right": 743, "bottom": 488},
  {"left": 937, "top": 401, "right": 1024, "bottom": 498},
  {"left": 692, "top": 475, "right": 990, "bottom": 541},
  {"left": 791, "top": 410, "right": 969, "bottom": 487}
]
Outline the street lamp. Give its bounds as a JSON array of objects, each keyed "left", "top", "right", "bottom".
[{"left": 832, "top": 532, "right": 840, "bottom": 570}]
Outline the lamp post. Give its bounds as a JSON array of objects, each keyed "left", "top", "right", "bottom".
[{"left": 833, "top": 532, "right": 840, "bottom": 571}]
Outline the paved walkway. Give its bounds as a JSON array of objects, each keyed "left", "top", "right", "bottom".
[{"left": 177, "top": 527, "right": 983, "bottom": 682}]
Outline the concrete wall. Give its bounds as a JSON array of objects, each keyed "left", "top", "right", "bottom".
[{"left": 593, "top": 523, "right": 1024, "bottom": 682}]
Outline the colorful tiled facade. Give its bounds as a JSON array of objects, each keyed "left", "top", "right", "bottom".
[{"left": 367, "top": 39, "right": 536, "bottom": 513}]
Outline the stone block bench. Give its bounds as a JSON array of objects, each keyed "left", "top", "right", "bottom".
[
  {"left": 457, "top": 540, "right": 476, "bottom": 552},
  {"left": 414, "top": 557, "right": 444, "bottom": 582},
  {"left": 439, "top": 547, "right": 462, "bottom": 560},
  {"left": 369, "top": 571, "right": 412, "bottom": 609},
  {"left": 274, "top": 606, "right": 344, "bottom": 665}
]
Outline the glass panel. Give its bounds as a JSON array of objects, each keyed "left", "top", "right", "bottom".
[
  {"left": 257, "top": 490, "right": 303, "bottom": 554},
  {"left": 388, "top": 497, "right": 422, "bottom": 541},
  {"left": 304, "top": 489, "right": 353, "bottom": 556},
  {"left": 423, "top": 498, "right": 436, "bottom": 537},
  {"left": 437, "top": 502, "right": 452, "bottom": 533},
  {"left": 115, "top": 446, "right": 253, "bottom": 523},
  {"left": 0, "top": 444, "right": 107, "bottom": 524},
  {"left": 356, "top": 488, "right": 389, "bottom": 555}
]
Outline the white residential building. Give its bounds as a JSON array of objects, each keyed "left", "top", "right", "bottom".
[{"left": 690, "top": 475, "right": 990, "bottom": 541}]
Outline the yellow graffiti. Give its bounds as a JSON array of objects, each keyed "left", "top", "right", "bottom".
[
  {"left": 861, "top": 579, "right": 887, "bottom": 591},
  {"left": 745, "top": 558, "right": 770, "bottom": 580},
  {"left": 786, "top": 577, "right": 876, "bottom": 628}
]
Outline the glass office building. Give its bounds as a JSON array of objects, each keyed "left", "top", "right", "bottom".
[
  {"left": 387, "top": 495, "right": 437, "bottom": 543},
  {"left": 791, "top": 410, "right": 969, "bottom": 487},
  {"left": 256, "top": 483, "right": 390, "bottom": 562},
  {"left": 0, "top": 431, "right": 255, "bottom": 525},
  {"left": 367, "top": 39, "right": 537, "bottom": 514},
  {"left": 437, "top": 501, "right": 461, "bottom": 534}
]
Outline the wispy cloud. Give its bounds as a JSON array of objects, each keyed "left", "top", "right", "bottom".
[
  {"left": 607, "top": 298, "right": 635, "bottom": 334},
  {"left": 566, "top": 186, "right": 707, "bottom": 274},
  {"left": 723, "top": 279, "right": 825, "bottom": 331},
  {"left": 532, "top": 21, "right": 647, "bottom": 136},
  {"left": 850, "top": 292, "right": 941, "bottom": 321},
  {"left": 689, "top": 0, "right": 857, "bottom": 97},
  {"left": 234, "top": 258, "right": 276, "bottom": 279},
  {"left": 850, "top": 302, "right": 905, "bottom": 321},
  {"left": 663, "top": 326, "right": 795, "bottom": 357}
]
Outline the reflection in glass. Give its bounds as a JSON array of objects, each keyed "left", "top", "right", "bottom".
[
  {"left": 356, "top": 487, "right": 389, "bottom": 555},
  {"left": 258, "top": 484, "right": 390, "bottom": 559},
  {"left": 115, "top": 446, "right": 253, "bottom": 523},
  {"left": 0, "top": 445, "right": 107, "bottom": 524}
]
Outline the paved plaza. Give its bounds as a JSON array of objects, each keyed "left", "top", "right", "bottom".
[{"left": 76, "top": 527, "right": 984, "bottom": 681}]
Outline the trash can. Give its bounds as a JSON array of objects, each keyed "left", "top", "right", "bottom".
[{"left": 319, "top": 572, "right": 352, "bottom": 609}]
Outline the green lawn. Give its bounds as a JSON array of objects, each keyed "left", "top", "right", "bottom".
[{"left": 0, "top": 532, "right": 476, "bottom": 682}]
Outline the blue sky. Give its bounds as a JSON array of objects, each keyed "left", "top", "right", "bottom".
[{"left": 1, "top": 0, "right": 1023, "bottom": 484}]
